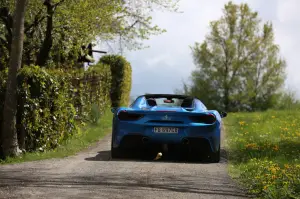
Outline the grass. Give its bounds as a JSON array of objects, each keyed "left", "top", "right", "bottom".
[
  {"left": 224, "top": 110, "right": 300, "bottom": 199},
  {"left": 0, "top": 109, "right": 113, "bottom": 165}
]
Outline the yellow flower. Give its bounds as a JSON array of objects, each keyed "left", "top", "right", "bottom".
[
  {"left": 273, "top": 145, "right": 279, "bottom": 151},
  {"left": 272, "top": 116, "right": 276, "bottom": 118},
  {"left": 264, "top": 185, "right": 268, "bottom": 190},
  {"left": 284, "top": 164, "right": 290, "bottom": 169},
  {"left": 245, "top": 143, "right": 257, "bottom": 149},
  {"left": 270, "top": 168, "right": 277, "bottom": 174},
  {"left": 239, "top": 121, "right": 245, "bottom": 125}
]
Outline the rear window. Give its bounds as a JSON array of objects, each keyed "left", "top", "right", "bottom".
[{"left": 151, "top": 98, "right": 184, "bottom": 107}]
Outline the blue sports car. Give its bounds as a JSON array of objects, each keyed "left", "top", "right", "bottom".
[{"left": 110, "top": 94, "right": 227, "bottom": 162}]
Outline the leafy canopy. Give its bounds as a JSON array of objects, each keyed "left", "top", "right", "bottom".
[
  {"left": 183, "top": 1, "right": 286, "bottom": 112},
  {"left": 0, "top": 0, "right": 180, "bottom": 68}
]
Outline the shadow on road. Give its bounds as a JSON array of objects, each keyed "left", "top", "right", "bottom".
[
  {"left": 84, "top": 149, "right": 228, "bottom": 164},
  {"left": 0, "top": 171, "right": 251, "bottom": 198}
]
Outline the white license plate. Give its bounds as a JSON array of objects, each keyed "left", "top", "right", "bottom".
[{"left": 153, "top": 127, "right": 179, "bottom": 133}]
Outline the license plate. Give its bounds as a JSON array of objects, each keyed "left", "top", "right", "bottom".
[{"left": 153, "top": 127, "right": 179, "bottom": 133}]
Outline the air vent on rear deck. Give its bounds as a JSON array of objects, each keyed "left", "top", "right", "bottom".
[{"left": 147, "top": 120, "right": 184, "bottom": 124}]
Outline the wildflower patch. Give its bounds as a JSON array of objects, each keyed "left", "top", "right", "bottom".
[{"left": 224, "top": 110, "right": 300, "bottom": 198}]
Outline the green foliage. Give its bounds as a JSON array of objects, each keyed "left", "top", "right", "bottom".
[
  {"left": 225, "top": 111, "right": 300, "bottom": 198},
  {"left": 182, "top": 1, "right": 286, "bottom": 112},
  {"left": 17, "top": 66, "right": 78, "bottom": 151},
  {"left": 0, "top": 63, "right": 113, "bottom": 154},
  {"left": 0, "top": 0, "right": 180, "bottom": 68},
  {"left": 69, "top": 63, "right": 112, "bottom": 122},
  {"left": 99, "top": 55, "right": 132, "bottom": 107},
  {"left": 90, "top": 104, "right": 101, "bottom": 124},
  {"left": 0, "top": 108, "right": 113, "bottom": 165},
  {"left": 274, "top": 90, "right": 300, "bottom": 110}
]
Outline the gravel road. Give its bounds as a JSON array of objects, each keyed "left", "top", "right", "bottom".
[{"left": 0, "top": 132, "right": 250, "bottom": 199}]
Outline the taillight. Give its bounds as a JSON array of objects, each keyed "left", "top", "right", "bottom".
[
  {"left": 189, "top": 113, "right": 216, "bottom": 124},
  {"left": 117, "top": 111, "right": 144, "bottom": 121}
]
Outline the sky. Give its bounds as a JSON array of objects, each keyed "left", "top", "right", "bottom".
[{"left": 98, "top": 0, "right": 300, "bottom": 99}]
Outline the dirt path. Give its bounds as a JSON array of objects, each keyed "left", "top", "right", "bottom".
[{"left": 0, "top": 131, "right": 249, "bottom": 199}]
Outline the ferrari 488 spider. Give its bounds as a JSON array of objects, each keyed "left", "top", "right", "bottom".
[{"left": 110, "top": 94, "right": 227, "bottom": 162}]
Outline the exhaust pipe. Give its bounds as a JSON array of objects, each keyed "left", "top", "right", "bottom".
[
  {"left": 182, "top": 138, "right": 189, "bottom": 145},
  {"left": 142, "top": 137, "right": 149, "bottom": 143}
]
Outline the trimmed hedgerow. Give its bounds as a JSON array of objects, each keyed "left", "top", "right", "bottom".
[
  {"left": 0, "top": 59, "right": 132, "bottom": 155},
  {"left": 16, "top": 66, "right": 77, "bottom": 151},
  {"left": 99, "top": 55, "right": 132, "bottom": 107},
  {"left": 68, "top": 64, "right": 112, "bottom": 123},
  {"left": 0, "top": 63, "right": 112, "bottom": 153}
]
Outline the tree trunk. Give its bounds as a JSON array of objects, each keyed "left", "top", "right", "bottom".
[
  {"left": 36, "top": 0, "right": 54, "bottom": 67},
  {"left": 1, "top": 0, "right": 28, "bottom": 158}
]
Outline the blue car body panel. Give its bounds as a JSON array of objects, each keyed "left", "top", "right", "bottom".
[{"left": 111, "top": 94, "right": 224, "bottom": 153}]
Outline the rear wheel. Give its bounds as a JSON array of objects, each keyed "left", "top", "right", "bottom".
[
  {"left": 209, "top": 145, "right": 220, "bottom": 163},
  {"left": 111, "top": 134, "right": 123, "bottom": 159},
  {"left": 111, "top": 147, "right": 124, "bottom": 159}
]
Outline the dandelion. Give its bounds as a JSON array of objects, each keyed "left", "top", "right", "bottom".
[
  {"left": 284, "top": 164, "right": 290, "bottom": 169},
  {"left": 245, "top": 143, "right": 257, "bottom": 149},
  {"left": 270, "top": 168, "right": 277, "bottom": 174},
  {"left": 273, "top": 145, "right": 279, "bottom": 151},
  {"left": 283, "top": 127, "right": 288, "bottom": 131},
  {"left": 239, "top": 121, "right": 246, "bottom": 126}
]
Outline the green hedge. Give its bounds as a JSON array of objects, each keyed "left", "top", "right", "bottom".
[
  {"left": 16, "top": 66, "right": 77, "bottom": 151},
  {"left": 99, "top": 55, "right": 132, "bottom": 107},
  {"left": 0, "top": 63, "right": 112, "bottom": 153}
]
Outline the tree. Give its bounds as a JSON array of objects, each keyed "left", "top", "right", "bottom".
[
  {"left": 1, "top": 0, "right": 27, "bottom": 157},
  {"left": 184, "top": 1, "right": 286, "bottom": 111},
  {"left": 0, "top": 0, "right": 180, "bottom": 68}
]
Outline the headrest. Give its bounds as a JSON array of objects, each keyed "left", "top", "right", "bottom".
[
  {"left": 147, "top": 98, "right": 157, "bottom": 106},
  {"left": 181, "top": 98, "right": 193, "bottom": 108}
]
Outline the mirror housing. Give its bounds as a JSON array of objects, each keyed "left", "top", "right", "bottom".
[{"left": 220, "top": 111, "right": 227, "bottom": 118}]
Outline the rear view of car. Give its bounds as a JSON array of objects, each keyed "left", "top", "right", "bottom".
[{"left": 110, "top": 94, "right": 227, "bottom": 163}]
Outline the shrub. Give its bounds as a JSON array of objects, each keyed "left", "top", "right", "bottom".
[
  {"left": 69, "top": 63, "right": 112, "bottom": 122},
  {"left": 0, "top": 63, "right": 113, "bottom": 154},
  {"left": 99, "top": 55, "right": 132, "bottom": 107},
  {"left": 17, "top": 66, "right": 77, "bottom": 151}
]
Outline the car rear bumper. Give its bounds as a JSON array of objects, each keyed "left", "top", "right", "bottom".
[
  {"left": 119, "top": 133, "right": 214, "bottom": 148},
  {"left": 112, "top": 121, "right": 221, "bottom": 153},
  {"left": 113, "top": 133, "right": 220, "bottom": 153}
]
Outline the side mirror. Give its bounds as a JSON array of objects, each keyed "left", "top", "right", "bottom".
[
  {"left": 111, "top": 107, "right": 117, "bottom": 113},
  {"left": 220, "top": 111, "right": 227, "bottom": 118}
]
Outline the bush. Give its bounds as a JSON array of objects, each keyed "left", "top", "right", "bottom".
[
  {"left": 0, "top": 63, "right": 113, "bottom": 153},
  {"left": 16, "top": 66, "right": 77, "bottom": 151},
  {"left": 99, "top": 55, "right": 132, "bottom": 107},
  {"left": 273, "top": 90, "right": 300, "bottom": 110},
  {"left": 68, "top": 64, "right": 112, "bottom": 122}
]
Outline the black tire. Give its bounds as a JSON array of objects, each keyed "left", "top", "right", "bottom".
[
  {"left": 111, "top": 147, "right": 123, "bottom": 159},
  {"left": 209, "top": 145, "right": 220, "bottom": 163},
  {"left": 111, "top": 134, "right": 123, "bottom": 159}
]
